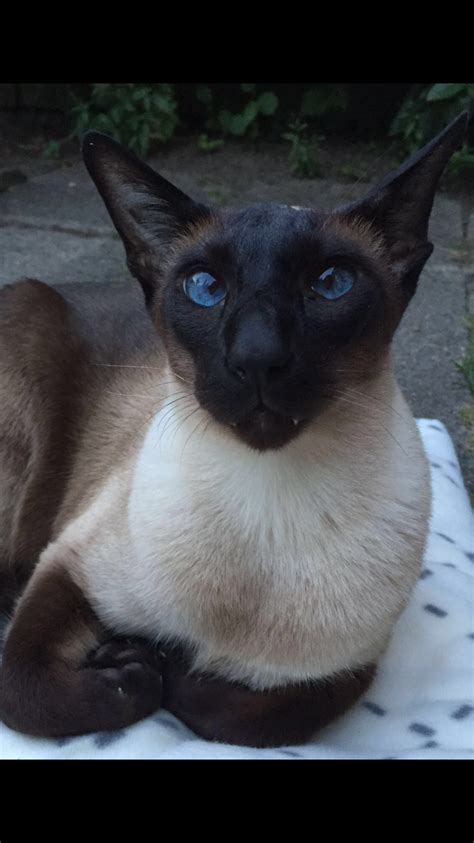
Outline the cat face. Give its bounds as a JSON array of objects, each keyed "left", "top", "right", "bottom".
[
  {"left": 154, "top": 203, "right": 395, "bottom": 449},
  {"left": 83, "top": 113, "right": 468, "bottom": 450}
]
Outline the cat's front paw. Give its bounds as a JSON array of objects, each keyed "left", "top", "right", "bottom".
[
  {"left": 84, "top": 636, "right": 163, "bottom": 717},
  {"left": 0, "top": 637, "right": 163, "bottom": 737}
]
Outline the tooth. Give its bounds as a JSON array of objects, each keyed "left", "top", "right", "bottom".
[
  {"left": 293, "top": 419, "right": 299, "bottom": 426},
  {"left": 231, "top": 422, "right": 237, "bottom": 427}
]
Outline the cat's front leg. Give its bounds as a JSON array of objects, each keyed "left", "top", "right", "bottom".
[
  {"left": 0, "top": 563, "right": 163, "bottom": 736},
  {"left": 161, "top": 648, "right": 376, "bottom": 748}
]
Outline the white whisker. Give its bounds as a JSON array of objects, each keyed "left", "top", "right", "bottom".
[{"left": 332, "top": 392, "right": 409, "bottom": 458}]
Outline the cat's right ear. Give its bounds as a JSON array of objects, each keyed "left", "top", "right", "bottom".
[
  {"left": 82, "top": 131, "right": 211, "bottom": 305},
  {"left": 338, "top": 112, "right": 469, "bottom": 303}
]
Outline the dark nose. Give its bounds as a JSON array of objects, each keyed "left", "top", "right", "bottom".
[{"left": 226, "top": 309, "right": 292, "bottom": 388}]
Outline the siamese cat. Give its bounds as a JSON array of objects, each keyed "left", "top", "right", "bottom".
[{"left": 0, "top": 113, "right": 468, "bottom": 748}]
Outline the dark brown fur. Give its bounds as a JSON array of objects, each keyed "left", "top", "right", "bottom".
[
  {"left": 161, "top": 648, "right": 375, "bottom": 747},
  {"left": 0, "top": 565, "right": 162, "bottom": 736},
  {"left": 0, "top": 280, "right": 84, "bottom": 574},
  {"left": 0, "top": 278, "right": 161, "bottom": 560}
]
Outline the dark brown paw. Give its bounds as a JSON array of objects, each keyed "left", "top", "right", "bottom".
[
  {"left": 0, "top": 637, "right": 164, "bottom": 737},
  {"left": 80, "top": 637, "right": 163, "bottom": 727},
  {"left": 87, "top": 636, "right": 162, "bottom": 671}
]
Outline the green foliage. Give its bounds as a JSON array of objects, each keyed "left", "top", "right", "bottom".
[
  {"left": 449, "top": 145, "right": 474, "bottom": 179},
  {"left": 71, "top": 83, "right": 179, "bottom": 156},
  {"left": 198, "top": 133, "right": 225, "bottom": 153},
  {"left": 196, "top": 83, "right": 346, "bottom": 143},
  {"left": 58, "top": 83, "right": 351, "bottom": 173},
  {"left": 193, "top": 84, "right": 347, "bottom": 174},
  {"left": 426, "top": 83, "right": 473, "bottom": 103},
  {"left": 47, "top": 83, "right": 473, "bottom": 186},
  {"left": 458, "top": 316, "right": 474, "bottom": 396},
  {"left": 282, "top": 119, "right": 322, "bottom": 178},
  {"left": 37, "top": 82, "right": 474, "bottom": 196},
  {"left": 281, "top": 85, "right": 348, "bottom": 178},
  {"left": 390, "top": 89, "right": 429, "bottom": 153},
  {"left": 209, "top": 85, "right": 279, "bottom": 139},
  {"left": 390, "top": 83, "right": 473, "bottom": 177}
]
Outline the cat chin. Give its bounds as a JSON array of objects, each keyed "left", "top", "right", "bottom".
[{"left": 230, "top": 406, "right": 308, "bottom": 451}]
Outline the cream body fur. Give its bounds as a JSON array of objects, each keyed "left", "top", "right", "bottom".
[{"left": 36, "top": 359, "right": 431, "bottom": 691}]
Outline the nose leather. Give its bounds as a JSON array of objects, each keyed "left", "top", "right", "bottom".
[{"left": 226, "top": 308, "right": 291, "bottom": 387}]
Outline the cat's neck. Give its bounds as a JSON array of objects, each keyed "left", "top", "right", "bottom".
[{"left": 131, "top": 354, "right": 409, "bottom": 510}]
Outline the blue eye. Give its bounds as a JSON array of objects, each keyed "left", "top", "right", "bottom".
[
  {"left": 311, "top": 266, "right": 355, "bottom": 300},
  {"left": 183, "top": 271, "right": 227, "bottom": 307}
]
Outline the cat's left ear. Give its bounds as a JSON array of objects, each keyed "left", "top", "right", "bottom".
[
  {"left": 82, "top": 131, "right": 211, "bottom": 305},
  {"left": 339, "top": 111, "right": 469, "bottom": 298}
]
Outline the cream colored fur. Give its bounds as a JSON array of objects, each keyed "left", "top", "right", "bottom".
[{"left": 34, "top": 357, "right": 431, "bottom": 691}]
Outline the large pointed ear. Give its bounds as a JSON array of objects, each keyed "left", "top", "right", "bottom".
[
  {"left": 338, "top": 111, "right": 469, "bottom": 299},
  {"left": 82, "top": 131, "right": 212, "bottom": 305}
]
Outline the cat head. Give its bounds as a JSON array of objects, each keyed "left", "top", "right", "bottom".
[{"left": 83, "top": 112, "right": 468, "bottom": 451}]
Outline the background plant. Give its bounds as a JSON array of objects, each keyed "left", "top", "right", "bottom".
[
  {"left": 35, "top": 83, "right": 472, "bottom": 181},
  {"left": 70, "top": 83, "right": 179, "bottom": 157},
  {"left": 282, "top": 119, "right": 323, "bottom": 178},
  {"left": 196, "top": 83, "right": 279, "bottom": 140},
  {"left": 389, "top": 83, "right": 474, "bottom": 181}
]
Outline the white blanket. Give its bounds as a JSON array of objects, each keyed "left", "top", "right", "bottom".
[{"left": 1, "top": 419, "right": 472, "bottom": 759}]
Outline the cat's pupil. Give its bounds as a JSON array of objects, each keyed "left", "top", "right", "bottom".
[
  {"left": 311, "top": 266, "right": 355, "bottom": 300},
  {"left": 183, "top": 271, "right": 227, "bottom": 307},
  {"left": 320, "top": 268, "right": 335, "bottom": 289}
]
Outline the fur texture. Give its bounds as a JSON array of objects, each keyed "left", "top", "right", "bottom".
[
  {"left": 0, "top": 112, "right": 468, "bottom": 741},
  {"left": 34, "top": 358, "right": 430, "bottom": 690}
]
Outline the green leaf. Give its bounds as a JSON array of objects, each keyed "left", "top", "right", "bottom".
[
  {"left": 426, "top": 83, "right": 466, "bottom": 102},
  {"left": 257, "top": 91, "right": 278, "bottom": 116},
  {"left": 449, "top": 146, "right": 474, "bottom": 178},
  {"left": 198, "top": 133, "right": 225, "bottom": 152},
  {"left": 152, "top": 94, "right": 175, "bottom": 113},
  {"left": 241, "top": 99, "right": 259, "bottom": 124},
  {"left": 230, "top": 100, "right": 259, "bottom": 135},
  {"left": 229, "top": 114, "right": 249, "bottom": 136}
]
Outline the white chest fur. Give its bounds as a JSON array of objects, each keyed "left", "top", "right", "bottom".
[{"left": 109, "top": 386, "right": 431, "bottom": 690}]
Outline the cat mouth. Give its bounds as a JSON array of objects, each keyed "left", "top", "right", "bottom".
[{"left": 230, "top": 403, "right": 306, "bottom": 451}]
